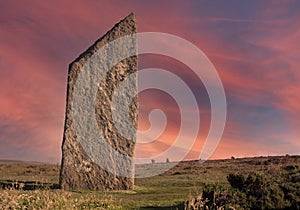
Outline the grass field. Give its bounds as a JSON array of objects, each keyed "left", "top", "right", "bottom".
[{"left": 0, "top": 155, "right": 299, "bottom": 209}]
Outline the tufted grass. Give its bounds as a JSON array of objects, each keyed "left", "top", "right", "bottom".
[{"left": 0, "top": 155, "right": 299, "bottom": 209}]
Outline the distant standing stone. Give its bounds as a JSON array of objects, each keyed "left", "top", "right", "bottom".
[{"left": 59, "top": 13, "right": 137, "bottom": 190}]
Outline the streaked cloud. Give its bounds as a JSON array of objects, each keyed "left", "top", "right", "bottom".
[{"left": 0, "top": 0, "right": 299, "bottom": 163}]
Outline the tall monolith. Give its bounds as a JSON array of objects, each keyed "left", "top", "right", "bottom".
[{"left": 59, "top": 13, "right": 137, "bottom": 190}]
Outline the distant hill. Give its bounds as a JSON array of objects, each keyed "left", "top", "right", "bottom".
[{"left": 0, "top": 159, "right": 52, "bottom": 164}]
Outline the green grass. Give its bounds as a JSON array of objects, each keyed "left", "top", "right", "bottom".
[{"left": 0, "top": 155, "right": 299, "bottom": 209}]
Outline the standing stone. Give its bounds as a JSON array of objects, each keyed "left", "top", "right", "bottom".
[{"left": 59, "top": 13, "right": 137, "bottom": 190}]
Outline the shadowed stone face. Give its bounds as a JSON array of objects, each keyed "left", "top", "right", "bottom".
[{"left": 59, "top": 13, "right": 137, "bottom": 190}]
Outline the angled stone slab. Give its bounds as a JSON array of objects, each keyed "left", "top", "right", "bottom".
[{"left": 60, "top": 13, "right": 137, "bottom": 190}]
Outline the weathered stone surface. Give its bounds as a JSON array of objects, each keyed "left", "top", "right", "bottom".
[{"left": 59, "top": 13, "right": 137, "bottom": 190}]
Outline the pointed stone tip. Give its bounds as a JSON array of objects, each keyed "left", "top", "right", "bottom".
[
  {"left": 69, "top": 12, "right": 137, "bottom": 67},
  {"left": 128, "top": 12, "right": 136, "bottom": 19},
  {"left": 114, "top": 12, "right": 137, "bottom": 34},
  {"left": 122, "top": 12, "right": 136, "bottom": 22},
  {"left": 110, "top": 12, "right": 136, "bottom": 33}
]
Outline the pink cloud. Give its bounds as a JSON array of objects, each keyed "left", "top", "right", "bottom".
[{"left": 0, "top": 1, "right": 299, "bottom": 163}]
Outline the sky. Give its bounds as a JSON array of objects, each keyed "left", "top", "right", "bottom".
[{"left": 0, "top": 0, "right": 299, "bottom": 163}]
